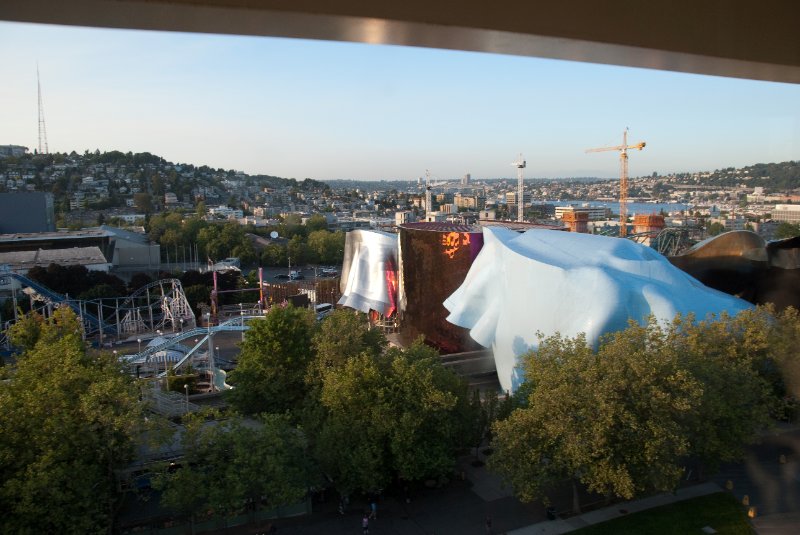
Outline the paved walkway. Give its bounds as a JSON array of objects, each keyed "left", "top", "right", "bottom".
[
  {"left": 508, "top": 483, "right": 722, "bottom": 535},
  {"left": 711, "top": 425, "right": 800, "bottom": 535}
]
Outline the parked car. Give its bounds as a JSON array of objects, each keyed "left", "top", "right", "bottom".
[{"left": 315, "top": 303, "right": 334, "bottom": 321}]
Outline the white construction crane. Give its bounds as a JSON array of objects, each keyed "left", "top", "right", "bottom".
[
  {"left": 512, "top": 154, "right": 526, "bottom": 222},
  {"left": 586, "top": 129, "right": 646, "bottom": 238},
  {"left": 425, "top": 169, "right": 432, "bottom": 220}
]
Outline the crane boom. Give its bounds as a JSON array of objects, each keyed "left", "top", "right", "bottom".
[
  {"left": 585, "top": 130, "right": 646, "bottom": 238},
  {"left": 512, "top": 154, "right": 526, "bottom": 222}
]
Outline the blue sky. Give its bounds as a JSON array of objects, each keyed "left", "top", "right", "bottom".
[{"left": 1, "top": 21, "right": 798, "bottom": 181}]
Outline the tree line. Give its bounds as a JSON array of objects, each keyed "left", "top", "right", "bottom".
[
  {"left": 147, "top": 211, "right": 345, "bottom": 267},
  {"left": 490, "top": 306, "right": 800, "bottom": 512},
  {"left": 2, "top": 304, "right": 799, "bottom": 532}
]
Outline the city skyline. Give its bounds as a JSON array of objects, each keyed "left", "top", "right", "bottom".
[{"left": 1, "top": 21, "right": 799, "bottom": 181}]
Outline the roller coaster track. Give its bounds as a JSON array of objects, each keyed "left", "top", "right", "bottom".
[
  {"left": 0, "top": 269, "right": 113, "bottom": 333},
  {"left": 0, "top": 267, "right": 196, "bottom": 339},
  {"left": 120, "top": 315, "right": 260, "bottom": 378}
]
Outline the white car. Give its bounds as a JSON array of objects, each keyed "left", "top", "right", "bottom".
[{"left": 314, "top": 303, "right": 334, "bottom": 321}]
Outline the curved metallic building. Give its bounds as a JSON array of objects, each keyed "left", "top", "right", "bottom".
[
  {"left": 669, "top": 231, "right": 800, "bottom": 310},
  {"left": 398, "top": 222, "right": 484, "bottom": 353}
]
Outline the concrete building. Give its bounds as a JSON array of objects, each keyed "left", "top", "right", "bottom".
[
  {"left": 772, "top": 205, "right": 800, "bottom": 223},
  {"left": 209, "top": 205, "right": 244, "bottom": 219},
  {"left": 395, "top": 211, "right": 415, "bottom": 226},
  {"left": 0, "top": 192, "right": 55, "bottom": 233},
  {"left": 0, "top": 145, "right": 28, "bottom": 158},
  {"left": 562, "top": 210, "right": 589, "bottom": 233},
  {"left": 0, "top": 246, "right": 111, "bottom": 274},
  {"left": 505, "top": 191, "right": 531, "bottom": 207},
  {"left": 454, "top": 193, "right": 485, "bottom": 211},
  {"left": 555, "top": 205, "right": 610, "bottom": 222}
]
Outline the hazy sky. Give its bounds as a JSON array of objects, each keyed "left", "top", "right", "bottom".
[{"left": 1, "top": 21, "right": 798, "bottom": 181}]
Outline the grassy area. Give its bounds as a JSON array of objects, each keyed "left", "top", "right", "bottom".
[{"left": 572, "top": 492, "right": 754, "bottom": 535}]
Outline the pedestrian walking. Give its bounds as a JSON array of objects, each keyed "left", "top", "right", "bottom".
[
  {"left": 362, "top": 513, "right": 370, "bottom": 534},
  {"left": 369, "top": 499, "right": 378, "bottom": 520},
  {"left": 485, "top": 515, "right": 493, "bottom": 535}
]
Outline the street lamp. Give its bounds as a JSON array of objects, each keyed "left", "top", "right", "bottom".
[
  {"left": 184, "top": 383, "right": 189, "bottom": 412},
  {"left": 240, "top": 310, "right": 245, "bottom": 341},
  {"left": 179, "top": 318, "right": 184, "bottom": 332},
  {"left": 205, "top": 312, "right": 215, "bottom": 393},
  {"left": 137, "top": 338, "right": 142, "bottom": 353}
]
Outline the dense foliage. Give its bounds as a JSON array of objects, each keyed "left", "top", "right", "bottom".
[
  {"left": 154, "top": 413, "right": 313, "bottom": 522},
  {"left": 489, "top": 308, "right": 791, "bottom": 511},
  {"left": 226, "top": 305, "right": 317, "bottom": 414},
  {"left": 146, "top": 210, "right": 345, "bottom": 267},
  {"left": 309, "top": 340, "right": 471, "bottom": 495},
  {"left": 225, "top": 308, "right": 472, "bottom": 496},
  {"left": 0, "top": 308, "right": 144, "bottom": 534}
]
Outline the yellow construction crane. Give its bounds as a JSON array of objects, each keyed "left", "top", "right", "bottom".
[{"left": 586, "top": 129, "right": 646, "bottom": 237}]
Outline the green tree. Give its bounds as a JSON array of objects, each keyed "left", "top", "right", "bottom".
[
  {"left": 490, "top": 325, "right": 701, "bottom": 512},
  {"left": 226, "top": 305, "right": 316, "bottom": 414},
  {"left": 307, "top": 230, "right": 346, "bottom": 265},
  {"left": 6, "top": 308, "right": 45, "bottom": 351},
  {"left": 670, "top": 311, "right": 776, "bottom": 473},
  {"left": 134, "top": 192, "right": 153, "bottom": 213},
  {"left": 311, "top": 340, "right": 468, "bottom": 495},
  {"left": 0, "top": 308, "right": 143, "bottom": 533},
  {"left": 774, "top": 222, "right": 800, "bottom": 239},
  {"left": 288, "top": 234, "right": 312, "bottom": 265},
  {"left": 261, "top": 243, "right": 288, "bottom": 266},
  {"left": 490, "top": 314, "right": 778, "bottom": 511},
  {"left": 706, "top": 221, "right": 726, "bottom": 236},
  {"left": 306, "top": 213, "right": 329, "bottom": 232},
  {"left": 155, "top": 413, "right": 312, "bottom": 524},
  {"left": 307, "top": 310, "right": 386, "bottom": 385}
]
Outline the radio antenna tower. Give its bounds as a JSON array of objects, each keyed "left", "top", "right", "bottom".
[
  {"left": 512, "top": 154, "right": 526, "bottom": 222},
  {"left": 37, "top": 66, "right": 49, "bottom": 154}
]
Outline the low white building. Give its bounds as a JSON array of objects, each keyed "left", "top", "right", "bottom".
[{"left": 772, "top": 204, "right": 800, "bottom": 223}]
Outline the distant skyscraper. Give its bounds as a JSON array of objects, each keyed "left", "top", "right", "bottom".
[{"left": 461, "top": 173, "right": 470, "bottom": 186}]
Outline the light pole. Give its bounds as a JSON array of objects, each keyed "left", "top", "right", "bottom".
[
  {"left": 184, "top": 383, "right": 189, "bottom": 412},
  {"left": 240, "top": 310, "right": 245, "bottom": 341},
  {"left": 137, "top": 338, "right": 142, "bottom": 354},
  {"left": 205, "top": 312, "right": 215, "bottom": 393}
]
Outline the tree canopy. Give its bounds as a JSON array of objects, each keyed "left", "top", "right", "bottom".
[
  {"left": 0, "top": 308, "right": 144, "bottom": 533},
  {"left": 226, "top": 304, "right": 316, "bottom": 415},
  {"left": 155, "top": 413, "right": 313, "bottom": 521},
  {"left": 489, "top": 312, "right": 780, "bottom": 511},
  {"left": 310, "top": 340, "right": 470, "bottom": 495}
]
